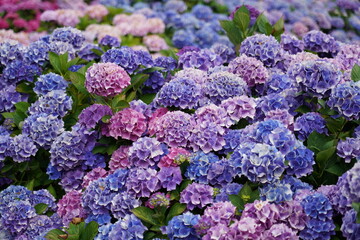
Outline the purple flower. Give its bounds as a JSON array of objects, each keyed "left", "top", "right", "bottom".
[
  {"left": 109, "top": 146, "right": 130, "bottom": 172},
  {"left": 99, "top": 35, "right": 121, "bottom": 48},
  {"left": 0, "top": 85, "right": 27, "bottom": 112},
  {"left": 335, "top": 43, "right": 360, "bottom": 71},
  {"left": 207, "top": 159, "right": 236, "bottom": 187},
  {"left": 153, "top": 56, "right": 177, "bottom": 72},
  {"left": 341, "top": 209, "right": 360, "bottom": 240},
  {"left": 125, "top": 168, "right": 160, "bottom": 198},
  {"left": 303, "top": 30, "right": 339, "bottom": 58},
  {"left": 210, "top": 43, "right": 236, "bottom": 64},
  {"left": 215, "top": 183, "right": 242, "bottom": 202},
  {"left": 337, "top": 137, "right": 360, "bottom": 163},
  {"left": 49, "top": 27, "right": 85, "bottom": 49},
  {"left": 263, "top": 223, "right": 299, "bottom": 240},
  {"left": 24, "top": 40, "right": 50, "bottom": 66},
  {"left": 174, "top": 68, "right": 208, "bottom": 85},
  {"left": 255, "top": 94, "right": 290, "bottom": 121},
  {"left": 265, "top": 73, "right": 294, "bottom": 94},
  {"left": 34, "top": 73, "right": 68, "bottom": 96},
  {"left": 166, "top": 212, "right": 201, "bottom": 240},
  {"left": 110, "top": 193, "right": 140, "bottom": 219},
  {"left": 156, "top": 77, "right": 202, "bottom": 109},
  {"left": 2, "top": 60, "right": 41, "bottom": 86},
  {"left": 276, "top": 200, "right": 308, "bottom": 231},
  {"left": 128, "top": 137, "right": 164, "bottom": 168},
  {"left": 228, "top": 217, "right": 264, "bottom": 239},
  {"left": 285, "top": 141, "right": 315, "bottom": 177},
  {"left": 78, "top": 104, "right": 112, "bottom": 130},
  {"left": 78, "top": 44, "right": 103, "bottom": 61},
  {"left": 343, "top": 162, "right": 360, "bottom": 203},
  {"left": 101, "top": 47, "right": 140, "bottom": 74},
  {"left": 264, "top": 109, "right": 294, "bottom": 130},
  {"left": 0, "top": 41, "right": 25, "bottom": 66},
  {"left": 228, "top": 55, "right": 269, "bottom": 87},
  {"left": 108, "top": 214, "right": 147, "bottom": 240},
  {"left": 157, "top": 167, "right": 182, "bottom": 191},
  {"left": 8, "top": 134, "right": 38, "bottom": 163},
  {"left": 0, "top": 133, "right": 10, "bottom": 162},
  {"left": 294, "top": 112, "right": 328, "bottom": 141},
  {"left": 82, "top": 167, "right": 108, "bottom": 188},
  {"left": 185, "top": 151, "right": 219, "bottom": 184},
  {"left": 57, "top": 190, "right": 86, "bottom": 225},
  {"left": 281, "top": 34, "right": 304, "bottom": 54},
  {"left": 22, "top": 215, "right": 57, "bottom": 239},
  {"left": 260, "top": 181, "right": 293, "bottom": 203},
  {"left": 221, "top": 96, "right": 256, "bottom": 121},
  {"left": 180, "top": 182, "right": 213, "bottom": 210},
  {"left": 85, "top": 62, "right": 131, "bottom": 97},
  {"left": 108, "top": 108, "right": 147, "bottom": 141},
  {"left": 143, "top": 71, "right": 166, "bottom": 93},
  {"left": 178, "top": 48, "right": 223, "bottom": 71},
  {"left": 59, "top": 168, "right": 85, "bottom": 192},
  {"left": 31, "top": 189, "right": 57, "bottom": 212}
]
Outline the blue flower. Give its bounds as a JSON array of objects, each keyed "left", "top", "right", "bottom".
[
  {"left": 101, "top": 47, "right": 140, "bottom": 74},
  {"left": 49, "top": 27, "right": 85, "bottom": 49},
  {"left": 99, "top": 35, "right": 121, "bottom": 48},
  {"left": 108, "top": 214, "right": 147, "bottom": 240},
  {"left": 303, "top": 30, "right": 339, "bottom": 58},
  {"left": 294, "top": 112, "right": 328, "bottom": 141},
  {"left": 78, "top": 44, "right": 103, "bottom": 61},
  {"left": 8, "top": 134, "right": 38, "bottom": 163},
  {"left": 166, "top": 212, "right": 201, "bottom": 240},
  {"left": 285, "top": 141, "right": 315, "bottom": 177},
  {"left": 260, "top": 181, "right": 293, "bottom": 203},
  {"left": 34, "top": 73, "right": 68, "bottom": 96},
  {"left": 24, "top": 40, "right": 50, "bottom": 66},
  {"left": 0, "top": 85, "right": 27, "bottom": 112},
  {"left": 185, "top": 151, "right": 219, "bottom": 184}
]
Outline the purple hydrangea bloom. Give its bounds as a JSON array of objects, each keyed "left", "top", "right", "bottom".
[
  {"left": 2, "top": 60, "right": 42, "bottom": 86},
  {"left": 264, "top": 109, "right": 294, "bottom": 130},
  {"left": 255, "top": 94, "right": 290, "bottom": 121},
  {"left": 82, "top": 167, "right": 108, "bottom": 188},
  {"left": 221, "top": 96, "right": 256, "bottom": 122},
  {"left": 185, "top": 151, "right": 219, "bottom": 184},
  {"left": 192, "top": 4, "right": 214, "bottom": 21},
  {"left": 156, "top": 77, "right": 202, "bottom": 109},
  {"left": 265, "top": 73, "right": 294, "bottom": 94},
  {"left": 300, "top": 193, "right": 335, "bottom": 240},
  {"left": 0, "top": 41, "right": 25, "bottom": 66},
  {"left": 78, "top": 104, "right": 112, "bottom": 130},
  {"left": 96, "top": 223, "right": 114, "bottom": 240},
  {"left": 128, "top": 137, "right": 164, "bottom": 168},
  {"left": 263, "top": 223, "right": 299, "bottom": 240},
  {"left": 21, "top": 215, "right": 57, "bottom": 239},
  {"left": 59, "top": 168, "right": 85, "bottom": 192},
  {"left": 335, "top": 44, "right": 360, "bottom": 71},
  {"left": 172, "top": 29, "right": 196, "bottom": 49},
  {"left": 341, "top": 209, "right": 360, "bottom": 240},
  {"left": 0, "top": 185, "right": 32, "bottom": 211},
  {"left": 229, "top": 141, "right": 285, "bottom": 183},
  {"left": 110, "top": 193, "right": 140, "bottom": 219},
  {"left": 146, "top": 192, "right": 171, "bottom": 209},
  {"left": 0, "top": 133, "right": 10, "bottom": 162},
  {"left": 108, "top": 108, "right": 147, "bottom": 141},
  {"left": 101, "top": 47, "right": 140, "bottom": 74},
  {"left": 85, "top": 62, "right": 131, "bottom": 97},
  {"left": 288, "top": 60, "right": 342, "bottom": 97},
  {"left": 228, "top": 217, "right": 264, "bottom": 239},
  {"left": 174, "top": 68, "right": 208, "bottom": 85},
  {"left": 281, "top": 34, "right": 304, "bottom": 54},
  {"left": 31, "top": 189, "right": 57, "bottom": 211},
  {"left": 28, "top": 90, "right": 73, "bottom": 117},
  {"left": 178, "top": 48, "right": 223, "bottom": 71},
  {"left": 99, "top": 35, "right": 121, "bottom": 48},
  {"left": 204, "top": 71, "right": 248, "bottom": 104},
  {"left": 22, "top": 113, "right": 64, "bottom": 150},
  {"left": 229, "top": 4, "right": 260, "bottom": 22},
  {"left": 327, "top": 81, "right": 360, "bottom": 120},
  {"left": 215, "top": 183, "right": 242, "bottom": 202},
  {"left": 48, "top": 41, "right": 76, "bottom": 59},
  {"left": 221, "top": 129, "right": 243, "bottom": 154},
  {"left": 276, "top": 200, "right": 308, "bottom": 231},
  {"left": 57, "top": 190, "right": 86, "bottom": 225},
  {"left": 294, "top": 112, "right": 328, "bottom": 141},
  {"left": 260, "top": 181, "right": 293, "bottom": 203},
  {"left": 78, "top": 44, "right": 103, "bottom": 61},
  {"left": 33, "top": 73, "right": 68, "bottom": 96},
  {"left": 24, "top": 40, "right": 50, "bottom": 66},
  {"left": 125, "top": 168, "right": 160, "bottom": 198},
  {"left": 210, "top": 43, "right": 236, "bottom": 64},
  {"left": 343, "top": 162, "right": 360, "bottom": 203},
  {"left": 8, "top": 134, "right": 38, "bottom": 163},
  {"left": 166, "top": 212, "right": 201, "bottom": 240},
  {"left": 50, "top": 125, "right": 96, "bottom": 172},
  {"left": 108, "top": 214, "right": 147, "bottom": 240},
  {"left": 337, "top": 137, "right": 360, "bottom": 163},
  {"left": 153, "top": 56, "right": 177, "bottom": 72},
  {"left": 207, "top": 159, "right": 236, "bottom": 187},
  {"left": 228, "top": 55, "right": 269, "bottom": 87},
  {"left": 337, "top": 0, "right": 360, "bottom": 10},
  {"left": 149, "top": 111, "right": 192, "bottom": 148},
  {"left": 180, "top": 182, "right": 213, "bottom": 210},
  {"left": 303, "top": 30, "right": 339, "bottom": 58},
  {"left": 157, "top": 167, "right": 182, "bottom": 191},
  {"left": 109, "top": 146, "right": 130, "bottom": 172},
  {"left": 143, "top": 71, "right": 165, "bottom": 93},
  {"left": 0, "top": 85, "right": 27, "bottom": 112},
  {"left": 240, "top": 34, "right": 283, "bottom": 68},
  {"left": 49, "top": 27, "right": 85, "bottom": 49},
  {"left": 285, "top": 141, "right": 315, "bottom": 177}
]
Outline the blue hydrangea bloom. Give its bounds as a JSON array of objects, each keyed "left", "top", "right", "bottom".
[
  {"left": 214, "top": 183, "right": 242, "bottom": 202},
  {"left": 0, "top": 185, "right": 32, "bottom": 210},
  {"left": 101, "top": 47, "right": 140, "bottom": 74},
  {"left": 282, "top": 175, "right": 313, "bottom": 195},
  {"left": 185, "top": 151, "right": 219, "bottom": 184},
  {"left": 194, "top": 26, "right": 219, "bottom": 49},
  {"left": 143, "top": 71, "right": 165, "bottom": 93},
  {"left": 260, "top": 181, "right": 293, "bottom": 203},
  {"left": 341, "top": 209, "right": 360, "bottom": 240},
  {"left": 8, "top": 134, "right": 38, "bottom": 163},
  {"left": 207, "top": 158, "right": 236, "bottom": 187},
  {"left": 49, "top": 27, "right": 85, "bottom": 49},
  {"left": 0, "top": 133, "right": 10, "bottom": 162},
  {"left": 108, "top": 214, "right": 147, "bottom": 240},
  {"left": 95, "top": 223, "right": 114, "bottom": 240},
  {"left": 153, "top": 56, "right": 177, "bottom": 72},
  {"left": 294, "top": 112, "right": 328, "bottom": 141},
  {"left": 303, "top": 30, "right": 339, "bottom": 58},
  {"left": 99, "top": 35, "right": 121, "bottom": 48},
  {"left": 0, "top": 85, "right": 27, "bottom": 112},
  {"left": 24, "top": 40, "right": 50, "bottom": 66},
  {"left": 255, "top": 94, "right": 290, "bottom": 121},
  {"left": 128, "top": 137, "right": 164, "bottom": 168},
  {"left": 281, "top": 34, "right": 304, "bottom": 54},
  {"left": 30, "top": 189, "right": 57, "bottom": 211},
  {"left": 178, "top": 48, "right": 223, "bottom": 71},
  {"left": 210, "top": 43, "right": 236, "bottom": 64},
  {"left": 78, "top": 44, "right": 103, "bottom": 61},
  {"left": 166, "top": 212, "right": 201, "bottom": 240},
  {"left": 221, "top": 130, "right": 243, "bottom": 154},
  {"left": 2, "top": 60, "right": 41, "bottom": 86},
  {"left": 265, "top": 73, "right": 294, "bottom": 94},
  {"left": 110, "top": 193, "right": 140, "bottom": 219},
  {"left": 99, "top": 0, "right": 131, "bottom": 8},
  {"left": 0, "top": 41, "right": 25, "bottom": 66},
  {"left": 135, "top": 50, "right": 153, "bottom": 68},
  {"left": 34, "top": 73, "right": 68, "bottom": 96},
  {"left": 285, "top": 141, "right": 315, "bottom": 177},
  {"left": 172, "top": 29, "right": 196, "bottom": 48}
]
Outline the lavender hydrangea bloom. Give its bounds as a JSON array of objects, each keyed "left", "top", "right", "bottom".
[
  {"left": 110, "top": 193, "right": 140, "bottom": 219},
  {"left": 78, "top": 104, "right": 112, "bottom": 130},
  {"left": 21, "top": 215, "right": 56, "bottom": 239},
  {"left": 99, "top": 35, "right": 121, "bottom": 48},
  {"left": 300, "top": 193, "right": 335, "bottom": 240},
  {"left": 281, "top": 34, "right": 304, "bottom": 54},
  {"left": 174, "top": 68, "right": 208, "bottom": 85},
  {"left": 57, "top": 190, "right": 86, "bottom": 225},
  {"left": 96, "top": 223, "right": 113, "bottom": 240},
  {"left": 327, "top": 81, "right": 360, "bottom": 120},
  {"left": 128, "top": 137, "right": 164, "bottom": 168},
  {"left": 229, "top": 141, "right": 285, "bottom": 183},
  {"left": 221, "top": 96, "right": 256, "bottom": 122},
  {"left": 34, "top": 73, "right": 68, "bottom": 96},
  {"left": 288, "top": 60, "right": 342, "bottom": 97},
  {"left": 210, "top": 43, "right": 236, "bottom": 64},
  {"left": 337, "top": 137, "right": 360, "bottom": 163},
  {"left": 294, "top": 112, "right": 328, "bottom": 141},
  {"left": 265, "top": 73, "right": 294, "bottom": 94},
  {"left": 82, "top": 168, "right": 108, "bottom": 188},
  {"left": 255, "top": 94, "right": 290, "bottom": 121},
  {"left": 125, "top": 168, "right": 160, "bottom": 198},
  {"left": 156, "top": 77, "right": 202, "bottom": 109},
  {"left": 240, "top": 34, "right": 283, "bottom": 68},
  {"left": 31, "top": 189, "right": 57, "bottom": 211},
  {"left": 109, "top": 146, "right": 130, "bottom": 171},
  {"left": 228, "top": 217, "right": 264, "bottom": 239},
  {"left": 28, "top": 90, "right": 73, "bottom": 117},
  {"left": 59, "top": 168, "right": 85, "bottom": 192},
  {"left": 0, "top": 41, "right": 25, "bottom": 66},
  {"left": 260, "top": 181, "right": 293, "bottom": 203},
  {"left": 101, "top": 47, "right": 140, "bottom": 74},
  {"left": 8, "top": 134, "right": 38, "bottom": 163},
  {"left": 0, "top": 133, "right": 10, "bottom": 162},
  {"left": 143, "top": 71, "right": 165, "bottom": 93},
  {"left": 303, "top": 30, "right": 339, "bottom": 58},
  {"left": 228, "top": 55, "right": 269, "bottom": 87},
  {"left": 166, "top": 212, "right": 201, "bottom": 240},
  {"left": 157, "top": 167, "right": 182, "bottom": 191},
  {"left": 24, "top": 40, "right": 50, "bottom": 66},
  {"left": 49, "top": 27, "right": 85, "bottom": 49},
  {"left": 335, "top": 44, "right": 360, "bottom": 71},
  {"left": 48, "top": 41, "right": 76, "bottom": 59},
  {"left": 204, "top": 71, "right": 248, "bottom": 104},
  {"left": 180, "top": 182, "right": 213, "bottom": 210},
  {"left": 2, "top": 60, "right": 42, "bottom": 86},
  {"left": 172, "top": 29, "right": 196, "bottom": 49},
  {"left": 178, "top": 49, "right": 223, "bottom": 71},
  {"left": 285, "top": 141, "right": 315, "bottom": 177},
  {"left": 153, "top": 56, "right": 177, "bottom": 72},
  {"left": 341, "top": 209, "right": 360, "bottom": 240},
  {"left": 185, "top": 151, "right": 219, "bottom": 184},
  {"left": 108, "top": 214, "right": 147, "bottom": 240},
  {"left": 263, "top": 223, "right": 299, "bottom": 240},
  {"left": 207, "top": 159, "right": 235, "bottom": 187},
  {"left": 343, "top": 162, "right": 360, "bottom": 203},
  {"left": 22, "top": 113, "right": 64, "bottom": 150},
  {"left": 0, "top": 85, "right": 27, "bottom": 112}
]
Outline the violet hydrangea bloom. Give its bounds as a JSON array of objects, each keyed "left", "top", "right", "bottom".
[
  {"left": 221, "top": 96, "right": 256, "bottom": 121},
  {"left": 110, "top": 193, "right": 140, "bottom": 219},
  {"left": 8, "top": 134, "right": 38, "bottom": 163},
  {"left": 327, "top": 81, "right": 360, "bottom": 120},
  {"left": 185, "top": 151, "right": 219, "bottom": 184},
  {"left": 335, "top": 43, "right": 360, "bottom": 71},
  {"left": 49, "top": 27, "right": 85, "bottom": 49},
  {"left": 22, "top": 113, "right": 65, "bottom": 150},
  {"left": 33, "top": 73, "right": 68, "bottom": 96},
  {"left": 194, "top": 104, "right": 233, "bottom": 128},
  {"left": 260, "top": 181, "right": 293, "bottom": 203},
  {"left": 207, "top": 158, "right": 236, "bottom": 187},
  {"left": 263, "top": 223, "right": 299, "bottom": 240},
  {"left": 24, "top": 40, "right": 50, "bottom": 66},
  {"left": 215, "top": 183, "right": 242, "bottom": 202},
  {"left": 85, "top": 62, "right": 131, "bottom": 97},
  {"left": 108, "top": 214, "right": 147, "bottom": 240},
  {"left": 174, "top": 68, "right": 208, "bottom": 85},
  {"left": 166, "top": 212, "right": 201, "bottom": 240},
  {"left": 210, "top": 43, "right": 236, "bottom": 64},
  {"left": 109, "top": 146, "right": 130, "bottom": 172},
  {"left": 285, "top": 141, "right": 315, "bottom": 177},
  {"left": 100, "top": 47, "right": 140, "bottom": 74},
  {"left": 156, "top": 77, "right": 202, "bottom": 109},
  {"left": 108, "top": 108, "right": 147, "bottom": 141},
  {"left": 294, "top": 112, "right": 328, "bottom": 141},
  {"left": 227, "top": 217, "right": 264, "bottom": 239},
  {"left": 2, "top": 60, "right": 42, "bottom": 86},
  {"left": 157, "top": 167, "right": 182, "bottom": 191},
  {"left": 0, "top": 41, "right": 25, "bottom": 66},
  {"left": 178, "top": 48, "right": 223, "bottom": 71},
  {"left": 57, "top": 190, "right": 86, "bottom": 225},
  {"left": 59, "top": 168, "right": 85, "bottom": 192},
  {"left": 180, "top": 182, "right": 213, "bottom": 210},
  {"left": 303, "top": 30, "right": 339, "bottom": 58},
  {"left": 125, "top": 168, "right": 160, "bottom": 198},
  {"left": 78, "top": 44, "right": 103, "bottom": 61},
  {"left": 281, "top": 34, "right": 304, "bottom": 55},
  {"left": 228, "top": 55, "right": 269, "bottom": 87},
  {"left": 0, "top": 133, "right": 10, "bottom": 162},
  {"left": 265, "top": 73, "right": 294, "bottom": 94},
  {"left": 99, "top": 35, "right": 121, "bottom": 48},
  {"left": 240, "top": 34, "right": 283, "bottom": 68},
  {"left": 341, "top": 209, "right": 360, "bottom": 240},
  {"left": 128, "top": 137, "right": 164, "bottom": 168},
  {"left": 28, "top": 90, "right": 73, "bottom": 118},
  {"left": 78, "top": 104, "right": 112, "bottom": 130},
  {"left": 343, "top": 162, "right": 360, "bottom": 203},
  {"left": 82, "top": 167, "right": 108, "bottom": 188},
  {"left": 337, "top": 137, "right": 360, "bottom": 163},
  {"left": 0, "top": 85, "right": 27, "bottom": 112}
]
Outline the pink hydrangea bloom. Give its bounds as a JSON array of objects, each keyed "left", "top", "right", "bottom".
[
  {"left": 158, "top": 147, "right": 190, "bottom": 168},
  {"left": 85, "top": 4, "right": 108, "bottom": 21},
  {"left": 57, "top": 190, "right": 87, "bottom": 225},
  {"left": 143, "top": 35, "right": 169, "bottom": 52},
  {"left": 221, "top": 96, "right": 257, "bottom": 121},
  {"left": 109, "top": 146, "right": 131, "bottom": 172},
  {"left": 82, "top": 167, "right": 108, "bottom": 188}
]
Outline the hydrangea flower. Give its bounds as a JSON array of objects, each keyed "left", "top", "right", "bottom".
[
  {"left": 146, "top": 192, "right": 171, "bottom": 209},
  {"left": 57, "top": 190, "right": 86, "bottom": 225},
  {"left": 185, "top": 151, "right": 219, "bottom": 184},
  {"left": 281, "top": 34, "right": 304, "bottom": 54},
  {"left": 0, "top": 41, "right": 25, "bottom": 66},
  {"left": 327, "top": 81, "right": 360, "bottom": 120},
  {"left": 143, "top": 71, "right": 166, "bottom": 93},
  {"left": 21, "top": 215, "right": 57, "bottom": 239},
  {"left": 24, "top": 40, "right": 50, "bottom": 66},
  {"left": 153, "top": 56, "right": 177, "bottom": 72},
  {"left": 109, "top": 146, "right": 130, "bottom": 172},
  {"left": 110, "top": 193, "right": 140, "bottom": 219},
  {"left": 8, "top": 134, "right": 38, "bottom": 163},
  {"left": 285, "top": 141, "right": 315, "bottom": 177},
  {"left": 294, "top": 112, "right": 328, "bottom": 141},
  {"left": 260, "top": 181, "right": 293, "bottom": 203},
  {"left": 343, "top": 162, "right": 360, "bottom": 203},
  {"left": 59, "top": 168, "right": 85, "bottom": 192},
  {"left": 263, "top": 223, "right": 299, "bottom": 240},
  {"left": 33, "top": 73, "right": 68, "bottom": 96},
  {"left": 337, "top": 137, "right": 360, "bottom": 163},
  {"left": 108, "top": 214, "right": 147, "bottom": 240},
  {"left": 85, "top": 62, "right": 131, "bottom": 97},
  {"left": 0, "top": 133, "right": 10, "bottom": 162},
  {"left": 180, "top": 182, "right": 213, "bottom": 210},
  {"left": 204, "top": 71, "right": 248, "bottom": 104},
  {"left": 341, "top": 209, "right": 360, "bottom": 240},
  {"left": 128, "top": 137, "right": 164, "bottom": 168},
  {"left": 178, "top": 48, "right": 223, "bottom": 71},
  {"left": 157, "top": 167, "right": 182, "bottom": 191},
  {"left": 303, "top": 30, "right": 339, "bottom": 58},
  {"left": 0, "top": 85, "right": 27, "bottom": 112},
  {"left": 288, "top": 60, "right": 342, "bottom": 97},
  {"left": 49, "top": 27, "right": 85, "bottom": 49},
  {"left": 335, "top": 44, "right": 360, "bottom": 71},
  {"left": 221, "top": 96, "right": 256, "bottom": 122},
  {"left": 265, "top": 73, "right": 294, "bottom": 94},
  {"left": 228, "top": 55, "right": 269, "bottom": 87},
  {"left": 125, "top": 168, "right": 160, "bottom": 198},
  {"left": 78, "top": 104, "right": 112, "bottom": 130},
  {"left": 207, "top": 159, "right": 235, "bottom": 187},
  {"left": 255, "top": 94, "right": 290, "bottom": 121},
  {"left": 159, "top": 147, "right": 189, "bottom": 168},
  {"left": 108, "top": 108, "right": 147, "bottom": 141},
  {"left": 166, "top": 212, "right": 201, "bottom": 240},
  {"left": 82, "top": 167, "right": 108, "bottom": 188},
  {"left": 156, "top": 77, "right": 202, "bottom": 109},
  {"left": 174, "top": 68, "right": 208, "bottom": 85},
  {"left": 211, "top": 43, "right": 236, "bottom": 64},
  {"left": 28, "top": 90, "right": 73, "bottom": 117},
  {"left": 99, "top": 35, "right": 121, "bottom": 48},
  {"left": 228, "top": 217, "right": 264, "bottom": 239},
  {"left": 215, "top": 183, "right": 243, "bottom": 202},
  {"left": 264, "top": 109, "right": 294, "bottom": 130},
  {"left": 78, "top": 44, "right": 103, "bottom": 61},
  {"left": 101, "top": 47, "right": 140, "bottom": 74},
  {"left": 2, "top": 60, "right": 42, "bottom": 86}
]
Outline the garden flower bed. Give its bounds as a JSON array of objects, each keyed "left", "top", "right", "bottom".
[{"left": 0, "top": 0, "right": 359, "bottom": 239}]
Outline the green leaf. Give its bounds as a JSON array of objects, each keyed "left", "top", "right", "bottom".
[
  {"left": 352, "top": 202, "right": 360, "bottom": 224},
  {"left": 132, "top": 206, "right": 158, "bottom": 225},
  {"left": 316, "top": 147, "right": 336, "bottom": 169},
  {"left": 1, "top": 112, "right": 14, "bottom": 119},
  {"left": 351, "top": 64, "right": 360, "bottom": 82},
  {"left": 45, "top": 229, "right": 67, "bottom": 240},
  {"left": 219, "top": 20, "right": 243, "bottom": 45},
  {"left": 131, "top": 74, "right": 149, "bottom": 91},
  {"left": 92, "top": 145, "right": 108, "bottom": 154},
  {"left": 66, "top": 57, "right": 81, "bottom": 69},
  {"left": 139, "top": 93, "right": 156, "bottom": 104},
  {"left": 325, "top": 164, "right": 347, "bottom": 176},
  {"left": 47, "top": 184, "right": 57, "bottom": 198},
  {"left": 79, "top": 221, "right": 99, "bottom": 240},
  {"left": 68, "top": 72, "right": 88, "bottom": 94},
  {"left": 272, "top": 17, "right": 285, "bottom": 40},
  {"left": 326, "top": 117, "right": 346, "bottom": 134},
  {"left": 126, "top": 91, "right": 137, "bottom": 102},
  {"left": 144, "top": 232, "right": 157, "bottom": 240},
  {"left": 15, "top": 102, "right": 30, "bottom": 113},
  {"left": 142, "top": 67, "right": 166, "bottom": 74},
  {"left": 34, "top": 203, "right": 48, "bottom": 214},
  {"left": 165, "top": 203, "right": 187, "bottom": 223},
  {"left": 233, "top": 6, "right": 250, "bottom": 32},
  {"left": 13, "top": 110, "right": 27, "bottom": 127},
  {"left": 16, "top": 82, "right": 34, "bottom": 94},
  {"left": 256, "top": 14, "right": 272, "bottom": 35},
  {"left": 239, "top": 182, "right": 252, "bottom": 202},
  {"left": 101, "top": 115, "right": 112, "bottom": 123},
  {"left": 1, "top": 164, "right": 13, "bottom": 173},
  {"left": 49, "top": 52, "right": 62, "bottom": 74},
  {"left": 306, "top": 132, "right": 336, "bottom": 152},
  {"left": 26, "top": 179, "right": 35, "bottom": 191},
  {"left": 91, "top": 48, "right": 104, "bottom": 57},
  {"left": 228, "top": 194, "right": 244, "bottom": 209},
  {"left": 114, "top": 100, "right": 130, "bottom": 110}
]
